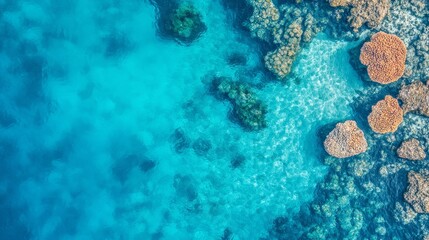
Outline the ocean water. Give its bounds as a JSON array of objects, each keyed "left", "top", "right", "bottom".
[{"left": 0, "top": 0, "right": 390, "bottom": 239}]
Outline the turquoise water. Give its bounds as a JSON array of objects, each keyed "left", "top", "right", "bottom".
[{"left": 2, "top": 0, "right": 418, "bottom": 239}]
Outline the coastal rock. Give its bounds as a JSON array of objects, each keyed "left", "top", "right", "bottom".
[
  {"left": 404, "top": 171, "right": 429, "bottom": 213},
  {"left": 368, "top": 95, "right": 403, "bottom": 134},
  {"left": 398, "top": 80, "right": 429, "bottom": 117},
  {"left": 397, "top": 138, "right": 426, "bottom": 160},
  {"left": 360, "top": 32, "right": 407, "bottom": 84},
  {"left": 323, "top": 120, "right": 368, "bottom": 158}
]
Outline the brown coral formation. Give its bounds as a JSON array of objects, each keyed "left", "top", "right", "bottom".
[
  {"left": 404, "top": 170, "right": 429, "bottom": 213},
  {"left": 265, "top": 44, "right": 300, "bottom": 79},
  {"left": 329, "top": 0, "right": 390, "bottom": 31},
  {"left": 398, "top": 80, "right": 429, "bottom": 117},
  {"left": 246, "top": 1, "right": 321, "bottom": 80},
  {"left": 323, "top": 120, "right": 368, "bottom": 158},
  {"left": 360, "top": 32, "right": 407, "bottom": 84},
  {"left": 264, "top": 6, "right": 320, "bottom": 79},
  {"left": 379, "top": 0, "right": 429, "bottom": 79},
  {"left": 368, "top": 95, "right": 403, "bottom": 134},
  {"left": 397, "top": 138, "right": 426, "bottom": 160},
  {"left": 246, "top": 0, "right": 280, "bottom": 41},
  {"left": 329, "top": 0, "right": 350, "bottom": 7}
]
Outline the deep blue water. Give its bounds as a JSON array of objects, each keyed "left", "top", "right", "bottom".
[{"left": 0, "top": 0, "right": 426, "bottom": 239}]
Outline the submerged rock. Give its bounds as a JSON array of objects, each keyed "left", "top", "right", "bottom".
[
  {"left": 323, "top": 120, "right": 368, "bottom": 158},
  {"left": 404, "top": 171, "right": 429, "bottom": 213},
  {"left": 397, "top": 138, "right": 426, "bottom": 160},
  {"left": 360, "top": 32, "right": 407, "bottom": 84},
  {"left": 211, "top": 77, "right": 267, "bottom": 130},
  {"left": 368, "top": 95, "right": 403, "bottom": 134},
  {"left": 398, "top": 80, "right": 429, "bottom": 117}
]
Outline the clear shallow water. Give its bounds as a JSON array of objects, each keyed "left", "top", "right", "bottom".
[{"left": 0, "top": 0, "right": 366, "bottom": 239}]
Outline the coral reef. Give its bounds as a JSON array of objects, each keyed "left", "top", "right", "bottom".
[
  {"left": 379, "top": 0, "right": 429, "bottom": 79},
  {"left": 328, "top": 0, "right": 390, "bottom": 31},
  {"left": 360, "top": 32, "right": 407, "bottom": 84},
  {"left": 273, "top": 6, "right": 320, "bottom": 45},
  {"left": 398, "top": 80, "right": 429, "bottom": 117},
  {"left": 323, "top": 120, "right": 368, "bottom": 158},
  {"left": 368, "top": 95, "right": 403, "bottom": 134},
  {"left": 211, "top": 77, "right": 267, "bottom": 130},
  {"left": 264, "top": 44, "right": 299, "bottom": 79},
  {"left": 246, "top": 0, "right": 280, "bottom": 42},
  {"left": 394, "top": 202, "right": 418, "bottom": 225},
  {"left": 349, "top": 159, "right": 373, "bottom": 177},
  {"left": 246, "top": 0, "right": 322, "bottom": 79},
  {"left": 329, "top": 0, "right": 350, "bottom": 7},
  {"left": 404, "top": 171, "right": 429, "bottom": 213},
  {"left": 282, "top": 155, "right": 392, "bottom": 239},
  {"left": 165, "top": 2, "right": 206, "bottom": 44},
  {"left": 397, "top": 138, "right": 426, "bottom": 160}
]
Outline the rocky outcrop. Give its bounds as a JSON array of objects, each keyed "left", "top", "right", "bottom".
[
  {"left": 368, "top": 95, "right": 403, "bottom": 133},
  {"left": 360, "top": 32, "right": 407, "bottom": 84},
  {"left": 397, "top": 138, "right": 426, "bottom": 160},
  {"left": 324, "top": 120, "right": 368, "bottom": 158},
  {"left": 398, "top": 80, "right": 429, "bottom": 117},
  {"left": 404, "top": 171, "right": 429, "bottom": 213}
]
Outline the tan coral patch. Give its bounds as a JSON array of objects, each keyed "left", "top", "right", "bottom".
[
  {"left": 368, "top": 95, "right": 403, "bottom": 133},
  {"left": 360, "top": 32, "right": 407, "bottom": 84}
]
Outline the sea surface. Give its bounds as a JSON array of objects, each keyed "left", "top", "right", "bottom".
[{"left": 0, "top": 0, "right": 419, "bottom": 239}]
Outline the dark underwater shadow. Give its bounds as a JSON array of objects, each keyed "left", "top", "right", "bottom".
[{"left": 220, "top": 0, "right": 253, "bottom": 33}]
